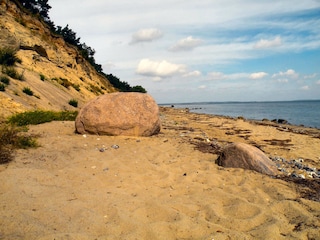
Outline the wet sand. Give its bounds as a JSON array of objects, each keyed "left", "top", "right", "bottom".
[{"left": 0, "top": 107, "right": 319, "bottom": 239}]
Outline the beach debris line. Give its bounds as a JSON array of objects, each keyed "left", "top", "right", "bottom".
[{"left": 190, "top": 138, "right": 319, "bottom": 179}]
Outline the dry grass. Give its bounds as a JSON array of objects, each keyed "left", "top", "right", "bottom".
[{"left": 0, "top": 120, "right": 38, "bottom": 164}]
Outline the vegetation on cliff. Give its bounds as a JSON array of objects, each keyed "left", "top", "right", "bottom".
[{"left": 13, "top": 0, "right": 146, "bottom": 93}]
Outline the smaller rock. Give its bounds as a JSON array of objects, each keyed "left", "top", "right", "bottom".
[
  {"left": 291, "top": 172, "right": 300, "bottom": 178},
  {"left": 216, "top": 142, "right": 278, "bottom": 176}
]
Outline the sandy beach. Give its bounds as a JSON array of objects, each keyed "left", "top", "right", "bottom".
[{"left": 0, "top": 107, "right": 319, "bottom": 240}]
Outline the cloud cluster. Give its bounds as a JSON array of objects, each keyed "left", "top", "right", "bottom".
[
  {"left": 250, "top": 72, "right": 268, "bottom": 79},
  {"left": 207, "top": 72, "right": 226, "bottom": 80},
  {"left": 183, "top": 71, "right": 202, "bottom": 78},
  {"left": 130, "top": 28, "right": 163, "bottom": 44},
  {"left": 136, "top": 59, "right": 186, "bottom": 78},
  {"left": 169, "top": 36, "right": 203, "bottom": 52},
  {"left": 49, "top": 0, "right": 320, "bottom": 102},
  {"left": 272, "top": 69, "right": 299, "bottom": 79},
  {"left": 254, "top": 36, "right": 282, "bottom": 49}
]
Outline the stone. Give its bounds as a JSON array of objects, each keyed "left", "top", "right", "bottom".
[
  {"left": 75, "top": 92, "right": 161, "bottom": 136},
  {"left": 216, "top": 142, "right": 278, "bottom": 175},
  {"left": 271, "top": 119, "right": 289, "bottom": 124}
]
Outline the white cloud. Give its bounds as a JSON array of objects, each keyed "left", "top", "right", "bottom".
[
  {"left": 136, "top": 58, "right": 186, "bottom": 78},
  {"left": 198, "top": 85, "right": 207, "bottom": 89},
  {"left": 130, "top": 28, "right": 163, "bottom": 44},
  {"left": 272, "top": 69, "right": 299, "bottom": 79},
  {"left": 183, "top": 70, "right": 202, "bottom": 78},
  {"left": 277, "top": 79, "right": 289, "bottom": 83},
  {"left": 249, "top": 72, "right": 268, "bottom": 79},
  {"left": 301, "top": 85, "right": 310, "bottom": 90},
  {"left": 304, "top": 73, "right": 317, "bottom": 79},
  {"left": 48, "top": 0, "right": 320, "bottom": 103},
  {"left": 169, "top": 36, "right": 203, "bottom": 51},
  {"left": 207, "top": 72, "right": 226, "bottom": 80},
  {"left": 254, "top": 36, "right": 282, "bottom": 49},
  {"left": 316, "top": 80, "right": 320, "bottom": 85}
]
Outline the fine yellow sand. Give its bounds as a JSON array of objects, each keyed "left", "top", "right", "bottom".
[{"left": 0, "top": 107, "right": 319, "bottom": 239}]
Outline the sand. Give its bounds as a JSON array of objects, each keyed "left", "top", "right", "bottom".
[{"left": 0, "top": 107, "right": 319, "bottom": 240}]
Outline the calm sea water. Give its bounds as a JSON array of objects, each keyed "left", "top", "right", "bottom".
[{"left": 163, "top": 100, "right": 320, "bottom": 129}]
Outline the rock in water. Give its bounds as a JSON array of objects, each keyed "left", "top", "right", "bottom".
[
  {"left": 217, "top": 142, "right": 278, "bottom": 176},
  {"left": 75, "top": 92, "right": 161, "bottom": 136}
]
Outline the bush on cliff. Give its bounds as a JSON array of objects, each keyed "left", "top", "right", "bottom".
[{"left": 0, "top": 48, "right": 21, "bottom": 66}]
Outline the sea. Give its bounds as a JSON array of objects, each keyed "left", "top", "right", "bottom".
[{"left": 161, "top": 100, "right": 320, "bottom": 129}]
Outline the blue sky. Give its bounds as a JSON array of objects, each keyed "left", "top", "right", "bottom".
[{"left": 49, "top": 0, "right": 320, "bottom": 103}]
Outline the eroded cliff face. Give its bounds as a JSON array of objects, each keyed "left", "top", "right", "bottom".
[{"left": 0, "top": 0, "right": 117, "bottom": 117}]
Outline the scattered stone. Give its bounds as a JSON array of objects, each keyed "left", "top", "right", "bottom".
[
  {"left": 75, "top": 92, "right": 161, "bottom": 136},
  {"left": 216, "top": 142, "right": 278, "bottom": 176},
  {"left": 271, "top": 156, "right": 319, "bottom": 179},
  {"left": 111, "top": 145, "right": 119, "bottom": 149}
]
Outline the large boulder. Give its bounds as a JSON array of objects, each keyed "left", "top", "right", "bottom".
[
  {"left": 216, "top": 142, "right": 278, "bottom": 176},
  {"left": 75, "top": 92, "right": 161, "bottom": 136}
]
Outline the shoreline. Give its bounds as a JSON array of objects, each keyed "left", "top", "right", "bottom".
[
  {"left": 161, "top": 100, "right": 320, "bottom": 129},
  {"left": 166, "top": 106, "right": 320, "bottom": 134},
  {"left": 159, "top": 106, "right": 320, "bottom": 166},
  {"left": 0, "top": 106, "right": 319, "bottom": 239}
]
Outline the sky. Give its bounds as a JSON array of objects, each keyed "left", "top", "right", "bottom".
[{"left": 49, "top": 0, "right": 320, "bottom": 103}]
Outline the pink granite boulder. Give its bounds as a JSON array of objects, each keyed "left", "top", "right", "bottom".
[
  {"left": 75, "top": 92, "right": 161, "bottom": 136},
  {"left": 217, "top": 142, "right": 278, "bottom": 176}
]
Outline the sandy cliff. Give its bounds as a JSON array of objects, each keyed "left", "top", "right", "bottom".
[{"left": 0, "top": 0, "right": 117, "bottom": 117}]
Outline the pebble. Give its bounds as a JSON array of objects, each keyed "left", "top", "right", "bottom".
[
  {"left": 111, "top": 144, "right": 119, "bottom": 149},
  {"left": 272, "top": 156, "right": 319, "bottom": 179}
]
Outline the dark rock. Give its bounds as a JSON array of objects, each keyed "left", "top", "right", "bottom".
[
  {"left": 271, "top": 119, "right": 289, "bottom": 124},
  {"left": 216, "top": 142, "right": 278, "bottom": 175},
  {"left": 278, "top": 119, "right": 288, "bottom": 124}
]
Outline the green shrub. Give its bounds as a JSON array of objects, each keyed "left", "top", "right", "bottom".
[
  {"left": 89, "top": 83, "right": 103, "bottom": 94},
  {"left": 40, "top": 74, "right": 46, "bottom": 81},
  {"left": 59, "top": 77, "right": 72, "bottom": 88},
  {"left": 0, "top": 47, "right": 21, "bottom": 66},
  {"left": 72, "top": 83, "right": 80, "bottom": 91},
  {"left": 0, "top": 83, "right": 5, "bottom": 91},
  {"left": 0, "top": 122, "right": 38, "bottom": 164},
  {"left": 68, "top": 99, "right": 78, "bottom": 107},
  {"left": 22, "top": 87, "right": 34, "bottom": 96},
  {"left": 7, "top": 110, "right": 78, "bottom": 126},
  {"left": 2, "top": 67, "right": 24, "bottom": 80},
  {"left": 15, "top": 17, "right": 26, "bottom": 27},
  {"left": 0, "top": 76, "right": 10, "bottom": 85},
  {"left": 0, "top": 144, "right": 13, "bottom": 164}
]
